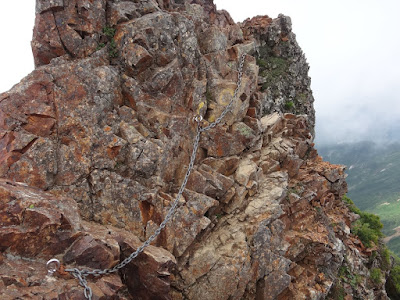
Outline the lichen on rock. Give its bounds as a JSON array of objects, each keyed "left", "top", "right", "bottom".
[{"left": 0, "top": 0, "right": 391, "bottom": 299}]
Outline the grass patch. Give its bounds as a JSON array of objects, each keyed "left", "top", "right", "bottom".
[
  {"left": 369, "top": 268, "right": 382, "bottom": 285},
  {"left": 338, "top": 264, "right": 362, "bottom": 288},
  {"left": 328, "top": 260, "right": 363, "bottom": 299},
  {"left": 352, "top": 221, "right": 381, "bottom": 248},
  {"left": 259, "top": 56, "right": 289, "bottom": 85},
  {"left": 256, "top": 46, "right": 289, "bottom": 92},
  {"left": 381, "top": 244, "right": 391, "bottom": 271}
]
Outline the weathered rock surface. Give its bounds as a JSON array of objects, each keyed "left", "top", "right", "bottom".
[
  {"left": 0, "top": 179, "right": 176, "bottom": 299},
  {"left": 0, "top": 0, "right": 390, "bottom": 299}
]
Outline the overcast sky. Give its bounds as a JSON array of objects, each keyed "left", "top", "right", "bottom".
[
  {"left": 0, "top": 1, "right": 399, "bottom": 145},
  {"left": 214, "top": 0, "right": 400, "bottom": 145}
]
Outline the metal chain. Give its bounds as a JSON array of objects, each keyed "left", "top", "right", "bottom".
[{"left": 57, "top": 53, "right": 246, "bottom": 299}]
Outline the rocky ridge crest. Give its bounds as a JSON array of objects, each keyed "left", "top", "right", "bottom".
[{"left": 0, "top": 0, "right": 390, "bottom": 299}]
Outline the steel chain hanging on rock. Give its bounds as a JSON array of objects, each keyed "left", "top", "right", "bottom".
[{"left": 47, "top": 53, "right": 246, "bottom": 299}]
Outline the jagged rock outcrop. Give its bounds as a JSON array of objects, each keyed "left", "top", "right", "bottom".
[{"left": 0, "top": 0, "right": 390, "bottom": 299}]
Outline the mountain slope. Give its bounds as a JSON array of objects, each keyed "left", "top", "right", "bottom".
[{"left": 319, "top": 142, "right": 400, "bottom": 250}]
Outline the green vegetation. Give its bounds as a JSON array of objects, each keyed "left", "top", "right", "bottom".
[
  {"left": 370, "top": 268, "right": 382, "bottom": 285},
  {"left": 343, "top": 195, "right": 383, "bottom": 248},
  {"left": 328, "top": 258, "right": 363, "bottom": 300},
  {"left": 284, "top": 101, "right": 294, "bottom": 110},
  {"left": 256, "top": 58, "right": 267, "bottom": 68},
  {"left": 288, "top": 187, "right": 301, "bottom": 195},
  {"left": 96, "top": 42, "right": 106, "bottom": 51},
  {"left": 97, "top": 26, "right": 118, "bottom": 58},
  {"left": 352, "top": 215, "right": 383, "bottom": 248},
  {"left": 373, "top": 201, "right": 400, "bottom": 237},
  {"left": 103, "top": 26, "right": 116, "bottom": 38},
  {"left": 338, "top": 264, "right": 363, "bottom": 288},
  {"left": 256, "top": 45, "right": 289, "bottom": 92},
  {"left": 320, "top": 143, "right": 400, "bottom": 297},
  {"left": 340, "top": 195, "right": 400, "bottom": 298},
  {"left": 380, "top": 246, "right": 391, "bottom": 271},
  {"left": 205, "top": 89, "right": 213, "bottom": 103},
  {"left": 328, "top": 284, "right": 345, "bottom": 300},
  {"left": 260, "top": 82, "right": 269, "bottom": 92},
  {"left": 108, "top": 39, "right": 118, "bottom": 58},
  {"left": 319, "top": 142, "right": 400, "bottom": 255},
  {"left": 389, "top": 265, "right": 400, "bottom": 295},
  {"left": 342, "top": 195, "right": 362, "bottom": 215},
  {"left": 259, "top": 56, "right": 289, "bottom": 86}
]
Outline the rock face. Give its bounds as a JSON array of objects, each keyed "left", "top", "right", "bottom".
[{"left": 0, "top": 0, "right": 390, "bottom": 299}]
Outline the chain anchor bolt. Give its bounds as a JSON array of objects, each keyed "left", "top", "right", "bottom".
[
  {"left": 194, "top": 115, "right": 203, "bottom": 123},
  {"left": 46, "top": 259, "right": 61, "bottom": 276}
]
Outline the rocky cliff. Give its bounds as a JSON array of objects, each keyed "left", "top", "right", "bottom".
[{"left": 0, "top": 0, "right": 391, "bottom": 299}]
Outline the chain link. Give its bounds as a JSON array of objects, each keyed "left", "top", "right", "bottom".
[
  {"left": 63, "top": 53, "right": 246, "bottom": 299},
  {"left": 68, "top": 268, "right": 93, "bottom": 300}
]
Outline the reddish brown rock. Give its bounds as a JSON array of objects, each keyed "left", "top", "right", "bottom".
[
  {"left": 119, "top": 233, "right": 176, "bottom": 299},
  {"left": 0, "top": 179, "right": 81, "bottom": 258},
  {"left": 0, "top": 1, "right": 390, "bottom": 299},
  {"left": 122, "top": 43, "right": 153, "bottom": 71},
  {"left": 0, "top": 179, "right": 175, "bottom": 298},
  {"left": 31, "top": 11, "right": 67, "bottom": 67}
]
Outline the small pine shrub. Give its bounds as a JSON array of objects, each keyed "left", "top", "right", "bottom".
[
  {"left": 352, "top": 221, "right": 380, "bottom": 248},
  {"left": 360, "top": 212, "right": 383, "bottom": 232},
  {"left": 342, "top": 195, "right": 383, "bottom": 248}
]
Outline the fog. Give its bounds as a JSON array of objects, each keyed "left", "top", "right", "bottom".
[
  {"left": 213, "top": 0, "right": 400, "bottom": 146},
  {"left": 0, "top": 2, "right": 35, "bottom": 93}
]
